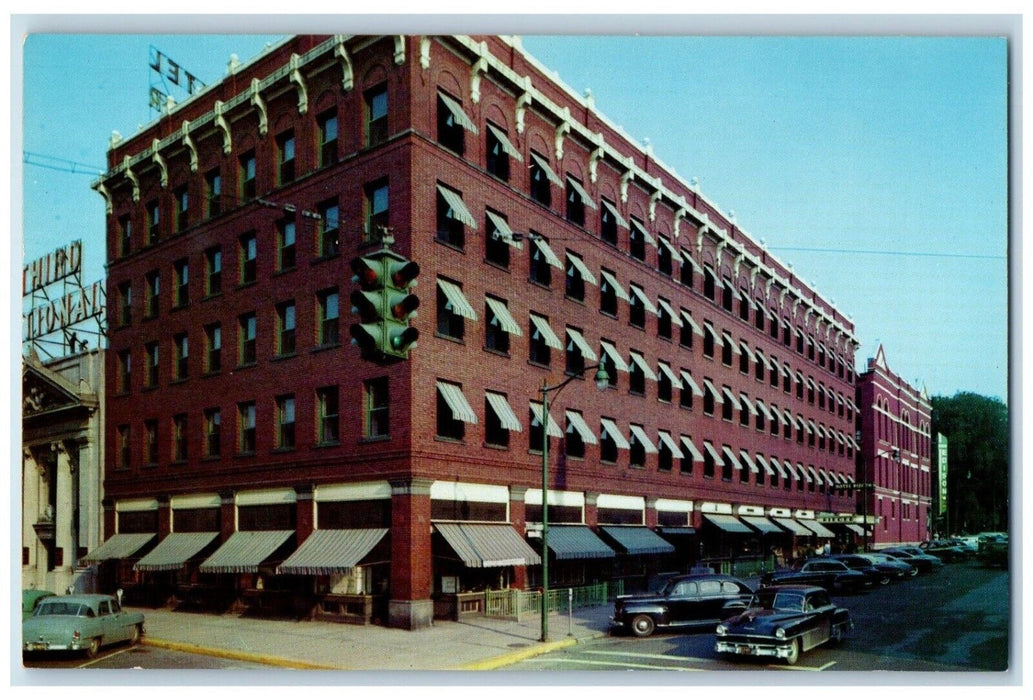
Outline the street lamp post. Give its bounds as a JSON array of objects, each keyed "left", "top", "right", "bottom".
[{"left": 539, "top": 363, "right": 609, "bottom": 643}]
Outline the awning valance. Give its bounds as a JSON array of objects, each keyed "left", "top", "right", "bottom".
[
  {"left": 600, "top": 526, "right": 675, "bottom": 555},
  {"left": 276, "top": 528, "right": 389, "bottom": 575},
  {"left": 436, "top": 523, "right": 541, "bottom": 567},
  {"left": 134, "top": 532, "right": 218, "bottom": 572},
  {"left": 199, "top": 530, "right": 295, "bottom": 574}
]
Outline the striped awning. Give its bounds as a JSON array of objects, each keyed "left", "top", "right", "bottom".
[
  {"left": 437, "top": 278, "right": 478, "bottom": 319},
  {"left": 628, "top": 351, "right": 658, "bottom": 381},
  {"left": 199, "top": 530, "right": 295, "bottom": 574},
  {"left": 600, "top": 340, "right": 630, "bottom": 372},
  {"left": 629, "top": 424, "right": 658, "bottom": 454},
  {"left": 436, "top": 381, "right": 477, "bottom": 424},
  {"left": 680, "top": 310, "right": 703, "bottom": 335},
  {"left": 565, "top": 410, "right": 598, "bottom": 445},
  {"left": 436, "top": 184, "right": 477, "bottom": 227},
  {"left": 740, "top": 516, "right": 784, "bottom": 535},
  {"left": 657, "top": 431, "right": 684, "bottom": 459},
  {"left": 800, "top": 520, "right": 837, "bottom": 538},
  {"left": 485, "top": 297, "right": 522, "bottom": 335},
  {"left": 276, "top": 528, "right": 389, "bottom": 575},
  {"left": 79, "top": 533, "right": 155, "bottom": 565},
  {"left": 844, "top": 523, "right": 867, "bottom": 536},
  {"left": 529, "top": 313, "right": 563, "bottom": 349},
  {"left": 531, "top": 236, "right": 563, "bottom": 268},
  {"left": 438, "top": 91, "right": 478, "bottom": 133},
  {"left": 544, "top": 526, "right": 616, "bottom": 560},
  {"left": 599, "top": 269, "right": 630, "bottom": 301},
  {"left": 565, "top": 327, "right": 598, "bottom": 361},
  {"left": 134, "top": 532, "right": 218, "bottom": 572},
  {"left": 530, "top": 401, "right": 563, "bottom": 438},
  {"left": 739, "top": 450, "right": 759, "bottom": 473},
  {"left": 656, "top": 298, "right": 683, "bottom": 326},
  {"left": 755, "top": 454, "right": 775, "bottom": 475},
  {"left": 485, "top": 211, "right": 522, "bottom": 249},
  {"left": 681, "top": 370, "right": 704, "bottom": 397},
  {"left": 629, "top": 219, "right": 657, "bottom": 248},
  {"left": 530, "top": 151, "right": 563, "bottom": 186},
  {"left": 629, "top": 285, "right": 657, "bottom": 314},
  {"left": 485, "top": 391, "right": 522, "bottom": 432},
  {"left": 566, "top": 254, "right": 598, "bottom": 286},
  {"left": 600, "top": 417, "right": 630, "bottom": 450},
  {"left": 722, "top": 446, "right": 743, "bottom": 470},
  {"left": 600, "top": 526, "right": 675, "bottom": 555},
  {"left": 702, "top": 514, "right": 753, "bottom": 534},
  {"left": 566, "top": 176, "right": 598, "bottom": 209},
  {"left": 773, "top": 518, "right": 813, "bottom": 537},
  {"left": 436, "top": 523, "right": 541, "bottom": 567},
  {"left": 601, "top": 199, "right": 628, "bottom": 228},
  {"left": 486, "top": 123, "right": 522, "bottom": 161}
]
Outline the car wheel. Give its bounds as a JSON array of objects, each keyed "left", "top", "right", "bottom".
[
  {"left": 784, "top": 638, "right": 800, "bottom": 665},
  {"left": 908, "top": 568, "right": 918, "bottom": 577},
  {"left": 830, "top": 623, "right": 846, "bottom": 644},
  {"left": 630, "top": 614, "right": 656, "bottom": 638},
  {"left": 85, "top": 637, "right": 101, "bottom": 659},
  {"left": 878, "top": 574, "right": 891, "bottom": 586},
  {"left": 129, "top": 624, "right": 141, "bottom": 646}
]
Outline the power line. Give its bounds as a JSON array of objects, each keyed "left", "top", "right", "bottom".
[
  {"left": 23, "top": 151, "right": 104, "bottom": 176},
  {"left": 769, "top": 246, "right": 1005, "bottom": 261}
]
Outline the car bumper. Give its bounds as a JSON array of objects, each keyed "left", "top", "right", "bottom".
[
  {"left": 715, "top": 639, "right": 794, "bottom": 659},
  {"left": 23, "top": 640, "right": 85, "bottom": 653}
]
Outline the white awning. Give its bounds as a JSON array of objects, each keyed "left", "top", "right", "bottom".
[
  {"left": 630, "top": 219, "right": 657, "bottom": 248},
  {"left": 629, "top": 285, "right": 657, "bottom": 314},
  {"left": 703, "top": 378, "right": 724, "bottom": 403},
  {"left": 566, "top": 254, "right": 598, "bottom": 286},
  {"left": 530, "top": 151, "right": 563, "bottom": 186},
  {"left": 739, "top": 342, "right": 756, "bottom": 362},
  {"left": 783, "top": 461, "right": 800, "bottom": 479},
  {"left": 657, "top": 236, "right": 684, "bottom": 262},
  {"left": 529, "top": 313, "right": 563, "bottom": 349},
  {"left": 722, "top": 446, "right": 743, "bottom": 470},
  {"left": 531, "top": 236, "right": 563, "bottom": 269},
  {"left": 628, "top": 351, "right": 658, "bottom": 381},
  {"left": 755, "top": 453, "right": 775, "bottom": 475},
  {"left": 529, "top": 401, "right": 563, "bottom": 437},
  {"left": 722, "top": 332, "right": 737, "bottom": 352},
  {"left": 601, "top": 199, "right": 628, "bottom": 228},
  {"left": 486, "top": 123, "right": 522, "bottom": 160},
  {"left": 655, "top": 297, "right": 683, "bottom": 326},
  {"left": 485, "top": 211, "right": 522, "bottom": 249},
  {"left": 658, "top": 431, "right": 684, "bottom": 459},
  {"left": 599, "top": 269, "right": 631, "bottom": 301},
  {"left": 740, "top": 393, "right": 757, "bottom": 414},
  {"left": 599, "top": 340, "right": 629, "bottom": 372},
  {"left": 566, "top": 327, "right": 598, "bottom": 361},
  {"left": 600, "top": 417, "right": 630, "bottom": 449},
  {"left": 680, "top": 310, "right": 702, "bottom": 335},
  {"left": 657, "top": 362, "right": 682, "bottom": 389},
  {"left": 815, "top": 423, "right": 826, "bottom": 438},
  {"left": 629, "top": 424, "right": 658, "bottom": 453},
  {"left": 566, "top": 176, "right": 598, "bottom": 209},
  {"left": 565, "top": 410, "right": 598, "bottom": 445},
  {"left": 755, "top": 399, "right": 773, "bottom": 420},
  {"left": 436, "top": 184, "right": 477, "bottom": 228},
  {"left": 485, "top": 391, "right": 521, "bottom": 431},
  {"left": 680, "top": 370, "right": 704, "bottom": 397},
  {"left": 437, "top": 278, "right": 478, "bottom": 319},
  {"left": 700, "top": 439, "right": 719, "bottom": 464},
  {"left": 681, "top": 436, "right": 705, "bottom": 461},
  {"left": 436, "top": 381, "right": 477, "bottom": 424},
  {"left": 770, "top": 457, "right": 788, "bottom": 478},
  {"left": 807, "top": 465, "right": 822, "bottom": 484},
  {"left": 484, "top": 297, "right": 522, "bottom": 335},
  {"left": 438, "top": 91, "right": 478, "bottom": 133},
  {"left": 739, "top": 450, "right": 759, "bottom": 473},
  {"left": 798, "top": 463, "right": 812, "bottom": 482},
  {"left": 721, "top": 386, "right": 741, "bottom": 410}
]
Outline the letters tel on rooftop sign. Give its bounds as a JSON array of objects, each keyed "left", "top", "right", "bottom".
[
  {"left": 149, "top": 46, "right": 205, "bottom": 114},
  {"left": 22, "top": 240, "right": 106, "bottom": 351}
]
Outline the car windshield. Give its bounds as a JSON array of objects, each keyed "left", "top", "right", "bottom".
[
  {"left": 752, "top": 590, "right": 804, "bottom": 613},
  {"left": 35, "top": 601, "right": 94, "bottom": 618}
]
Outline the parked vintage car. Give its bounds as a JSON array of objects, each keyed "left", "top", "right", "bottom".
[
  {"left": 21, "top": 590, "right": 55, "bottom": 620},
  {"left": 611, "top": 573, "right": 754, "bottom": 637},
  {"left": 977, "top": 534, "right": 1008, "bottom": 568},
  {"left": 22, "top": 594, "right": 145, "bottom": 658},
  {"left": 918, "top": 539, "right": 970, "bottom": 562},
  {"left": 829, "top": 554, "right": 894, "bottom": 585},
  {"left": 760, "top": 558, "right": 870, "bottom": 593},
  {"left": 853, "top": 552, "right": 917, "bottom": 579},
  {"left": 715, "top": 585, "right": 852, "bottom": 665},
  {"left": 881, "top": 547, "right": 944, "bottom": 573}
]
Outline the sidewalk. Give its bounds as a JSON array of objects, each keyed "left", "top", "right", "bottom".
[{"left": 132, "top": 603, "right": 613, "bottom": 671}]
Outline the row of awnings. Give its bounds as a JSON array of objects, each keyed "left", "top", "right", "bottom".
[{"left": 702, "top": 513, "right": 838, "bottom": 538}]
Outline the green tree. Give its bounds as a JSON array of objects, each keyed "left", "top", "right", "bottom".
[{"left": 931, "top": 392, "right": 1009, "bottom": 534}]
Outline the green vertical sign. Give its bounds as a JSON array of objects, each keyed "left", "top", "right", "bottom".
[{"left": 936, "top": 433, "right": 949, "bottom": 516}]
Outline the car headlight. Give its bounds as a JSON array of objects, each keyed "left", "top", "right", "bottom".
[
  {"left": 775, "top": 627, "right": 786, "bottom": 640},
  {"left": 716, "top": 624, "right": 727, "bottom": 636}
]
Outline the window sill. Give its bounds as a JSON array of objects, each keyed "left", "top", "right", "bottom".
[
  {"left": 483, "top": 346, "right": 511, "bottom": 359},
  {"left": 236, "top": 362, "right": 258, "bottom": 370},
  {"left": 434, "top": 436, "right": 466, "bottom": 445},
  {"left": 435, "top": 238, "right": 466, "bottom": 255},
  {"left": 271, "top": 353, "right": 297, "bottom": 362},
  {"left": 170, "top": 378, "right": 188, "bottom": 386},
  {"left": 483, "top": 442, "right": 510, "bottom": 451},
  {"left": 313, "top": 441, "right": 341, "bottom": 449},
  {"left": 435, "top": 332, "right": 466, "bottom": 345},
  {"left": 527, "top": 278, "right": 551, "bottom": 291},
  {"left": 358, "top": 435, "right": 390, "bottom": 445},
  {"left": 311, "top": 343, "right": 342, "bottom": 354}
]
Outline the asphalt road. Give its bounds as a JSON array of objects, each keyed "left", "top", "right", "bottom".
[
  {"left": 21, "top": 643, "right": 275, "bottom": 671},
  {"left": 503, "top": 562, "right": 1010, "bottom": 673}
]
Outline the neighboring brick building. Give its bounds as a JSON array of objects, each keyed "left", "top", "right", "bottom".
[
  {"left": 92, "top": 35, "right": 863, "bottom": 630},
  {"left": 855, "top": 345, "right": 933, "bottom": 547}
]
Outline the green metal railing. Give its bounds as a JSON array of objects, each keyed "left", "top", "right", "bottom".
[{"left": 484, "top": 581, "right": 622, "bottom": 620}]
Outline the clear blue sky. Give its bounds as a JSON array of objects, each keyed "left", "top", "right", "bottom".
[{"left": 15, "top": 27, "right": 1010, "bottom": 402}]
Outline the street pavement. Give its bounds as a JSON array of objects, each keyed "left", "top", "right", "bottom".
[{"left": 132, "top": 576, "right": 763, "bottom": 671}]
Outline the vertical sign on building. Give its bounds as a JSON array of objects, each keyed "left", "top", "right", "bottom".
[{"left": 936, "top": 433, "right": 948, "bottom": 517}]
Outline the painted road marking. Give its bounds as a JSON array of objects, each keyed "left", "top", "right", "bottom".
[
  {"left": 583, "top": 649, "right": 717, "bottom": 664},
  {"left": 533, "top": 657, "right": 701, "bottom": 671}
]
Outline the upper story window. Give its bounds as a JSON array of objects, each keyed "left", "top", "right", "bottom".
[
  {"left": 174, "top": 186, "right": 189, "bottom": 232},
  {"left": 276, "top": 395, "right": 296, "bottom": 451},
  {"left": 276, "top": 300, "right": 296, "bottom": 357},
  {"left": 529, "top": 151, "right": 556, "bottom": 207},
  {"left": 278, "top": 219, "right": 296, "bottom": 271},
  {"left": 657, "top": 297, "right": 676, "bottom": 340},
  {"left": 364, "top": 179, "right": 389, "bottom": 244},
  {"left": 486, "top": 123, "right": 517, "bottom": 181},
  {"left": 564, "top": 410, "right": 590, "bottom": 459},
  {"left": 116, "top": 281, "right": 132, "bottom": 327},
  {"left": 565, "top": 176, "right": 589, "bottom": 227},
  {"left": 703, "top": 323, "right": 715, "bottom": 359},
  {"left": 484, "top": 391, "right": 518, "bottom": 449},
  {"left": 600, "top": 200, "right": 622, "bottom": 247},
  {"left": 529, "top": 313, "right": 558, "bottom": 367},
  {"left": 144, "top": 341, "right": 159, "bottom": 389},
  {"left": 317, "top": 288, "right": 340, "bottom": 347},
  {"left": 436, "top": 380, "right": 473, "bottom": 442},
  {"left": 528, "top": 232, "right": 557, "bottom": 287},
  {"left": 277, "top": 130, "right": 296, "bottom": 185},
  {"left": 437, "top": 90, "right": 474, "bottom": 156},
  {"left": 237, "top": 402, "right": 256, "bottom": 455},
  {"left": 116, "top": 350, "right": 131, "bottom": 394},
  {"left": 738, "top": 288, "right": 750, "bottom": 321},
  {"left": 679, "top": 249, "right": 694, "bottom": 287},
  {"left": 144, "top": 271, "right": 160, "bottom": 319},
  {"left": 239, "top": 151, "right": 256, "bottom": 201},
  {"left": 204, "top": 323, "right": 221, "bottom": 374},
  {"left": 172, "top": 412, "right": 188, "bottom": 462},
  {"left": 118, "top": 215, "right": 132, "bottom": 258},
  {"left": 364, "top": 377, "right": 390, "bottom": 439},
  {"left": 565, "top": 326, "right": 595, "bottom": 377},
  {"left": 565, "top": 252, "right": 595, "bottom": 303},
  {"left": 318, "top": 110, "right": 338, "bottom": 167},
  {"left": 204, "top": 246, "right": 221, "bottom": 297},
  {"left": 721, "top": 278, "right": 734, "bottom": 312},
  {"left": 205, "top": 168, "right": 222, "bottom": 218},
  {"left": 629, "top": 219, "right": 650, "bottom": 262},
  {"left": 365, "top": 84, "right": 388, "bottom": 147},
  {"left": 172, "top": 259, "right": 189, "bottom": 309},
  {"left": 239, "top": 232, "right": 257, "bottom": 286},
  {"left": 628, "top": 284, "right": 649, "bottom": 329},
  {"left": 485, "top": 210, "right": 513, "bottom": 269},
  {"left": 703, "top": 266, "right": 716, "bottom": 300},
  {"left": 173, "top": 332, "right": 188, "bottom": 381},
  {"left": 436, "top": 277, "right": 475, "bottom": 341},
  {"left": 146, "top": 199, "right": 161, "bottom": 245},
  {"left": 754, "top": 300, "right": 766, "bottom": 331},
  {"left": 204, "top": 408, "right": 221, "bottom": 458},
  {"left": 238, "top": 312, "right": 257, "bottom": 366},
  {"left": 599, "top": 269, "right": 622, "bottom": 318},
  {"left": 318, "top": 199, "right": 340, "bottom": 258},
  {"left": 317, "top": 386, "right": 340, "bottom": 445},
  {"left": 436, "top": 183, "right": 473, "bottom": 249},
  {"left": 484, "top": 296, "right": 518, "bottom": 355},
  {"left": 657, "top": 238, "right": 674, "bottom": 276}
]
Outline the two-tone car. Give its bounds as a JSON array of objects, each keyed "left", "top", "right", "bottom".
[
  {"left": 22, "top": 594, "right": 145, "bottom": 658},
  {"left": 611, "top": 573, "right": 754, "bottom": 637},
  {"left": 881, "top": 547, "right": 944, "bottom": 573},
  {"left": 858, "top": 551, "right": 917, "bottom": 579},
  {"left": 760, "top": 558, "right": 870, "bottom": 593},
  {"left": 828, "top": 554, "right": 895, "bottom": 586},
  {"left": 715, "top": 585, "right": 853, "bottom": 665}
]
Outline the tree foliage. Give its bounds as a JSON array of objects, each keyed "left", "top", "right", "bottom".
[{"left": 930, "top": 392, "right": 1009, "bottom": 534}]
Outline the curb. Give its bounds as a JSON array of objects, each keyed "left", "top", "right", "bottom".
[
  {"left": 458, "top": 630, "right": 607, "bottom": 671},
  {"left": 142, "top": 637, "right": 347, "bottom": 671}
]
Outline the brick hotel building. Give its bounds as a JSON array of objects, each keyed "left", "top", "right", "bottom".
[{"left": 92, "top": 35, "right": 867, "bottom": 629}]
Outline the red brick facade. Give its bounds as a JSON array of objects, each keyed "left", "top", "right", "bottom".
[{"left": 97, "top": 35, "right": 863, "bottom": 628}]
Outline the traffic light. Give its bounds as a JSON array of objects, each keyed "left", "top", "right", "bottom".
[{"left": 348, "top": 248, "right": 420, "bottom": 362}]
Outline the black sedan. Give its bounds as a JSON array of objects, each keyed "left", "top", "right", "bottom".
[
  {"left": 760, "top": 558, "right": 870, "bottom": 593},
  {"left": 830, "top": 554, "right": 895, "bottom": 585},
  {"left": 715, "top": 585, "right": 853, "bottom": 665},
  {"left": 611, "top": 573, "right": 753, "bottom": 637},
  {"left": 858, "top": 551, "right": 917, "bottom": 579},
  {"left": 881, "top": 547, "right": 944, "bottom": 573}
]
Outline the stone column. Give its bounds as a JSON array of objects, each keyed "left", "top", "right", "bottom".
[
  {"left": 388, "top": 477, "right": 434, "bottom": 630},
  {"left": 54, "top": 443, "right": 74, "bottom": 576},
  {"left": 509, "top": 485, "right": 529, "bottom": 590}
]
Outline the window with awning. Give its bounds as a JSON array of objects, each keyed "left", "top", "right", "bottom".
[
  {"left": 566, "top": 253, "right": 598, "bottom": 286},
  {"left": 681, "top": 436, "right": 705, "bottom": 461},
  {"left": 600, "top": 417, "right": 630, "bottom": 449},
  {"left": 770, "top": 457, "right": 788, "bottom": 478},
  {"left": 628, "top": 351, "right": 658, "bottom": 381},
  {"left": 657, "top": 362, "right": 682, "bottom": 389},
  {"left": 599, "top": 269, "right": 630, "bottom": 301},
  {"left": 134, "top": 532, "right": 219, "bottom": 572},
  {"left": 531, "top": 236, "right": 563, "bottom": 268},
  {"left": 436, "top": 381, "right": 477, "bottom": 424},
  {"left": 276, "top": 528, "right": 389, "bottom": 575},
  {"left": 739, "top": 450, "right": 759, "bottom": 473},
  {"left": 486, "top": 123, "right": 522, "bottom": 161},
  {"left": 629, "top": 285, "right": 657, "bottom": 314},
  {"left": 739, "top": 393, "right": 757, "bottom": 414},
  {"left": 529, "top": 313, "right": 562, "bottom": 349},
  {"left": 755, "top": 454, "right": 775, "bottom": 475},
  {"left": 565, "top": 410, "right": 598, "bottom": 445},
  {"left": 680, "top": 310, "right": 702, "bottom": 335},
  {"left": 79, "top": 533, "right": 156, "bottom": 566},
  {"left": 655, "top": 298, "right": 683, "bottom": 326},
  {"left": 680, "top": 370, "right": 704, "bottom": 397},
  {"left": 565, "top": 176, "right": 598, "bottom": 210},
  {"left": 199, "top": 530, "right": 295, "bottom": 574},
  {"left": 600, "top": 340, "right": 629, "bottom": 372},
  {"left": 485, "top": 211, "right": 523, "bottom": 249},
  {"left": 437, "top": 278, "right": 478, "bottom": 319},
  {"left": 529, "top": 401, "right": 563, "bottom": 438},
  {"left": 566, "top": 327, "right": 598, "bottom": 361},
  {"left": 600, "top": 199, "right": 628, "bottom": 228},
  {"left": 485, "top": 391, "right": 522, "bottom": 432},
  {"left": 484, "top": 296, "right": 522, "bottom": 335},
  {"left": 435, "top": 523, "right": 541, "bottom": 568},
  {"left": 722, "top": 446, "right": 742, "bottom": 470},
  {"left": 721, "top": 386, "right": 741, "bottom": 410},
  {"left": 629, "top": 219, "right": 657, "bottom": 248},
  {"left": 530, "top": 152, "right": 563, "bottom": 186},
  {"left": 437, "top": 91, "right": 479, "bottom": 133},
  {"left": 658, "top": 431, "right": 684, "bottom": 459},
  {"left": 436, "top": 184, "right": 477, "bottom": 227},
  {"left": 703, "top": 379, "right": 724, "bottom": 403},
  {"left": 704, "top": 440, "right": 724, "bottom": 465}
]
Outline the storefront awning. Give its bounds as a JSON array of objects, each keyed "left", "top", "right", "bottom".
[
  {"left": 276, "top": 528, "right": 389, "bottom": 575},
  {"left": 772, "top": 518, "right": 813, "bottom": 536},
  {"left": 544, "top": 526, "right": 616, "bottom": 560},
  {"left": 740, "top": 516, "right": 784, "bottom": 535},
  {"left": 600, "top": 526, "right": 676, "bottom": 555},
  {"left": 134, "top": 532, "right": 219, "bottom": 572},
  {"left": 436, "top": 523, "right": 541, "bottom": 567},
  {"left": 844, "top": 523, "right": 867, "bottom": 536},
  {"left": 800, "top": 520, "right": 836, "bottom": 538},
  {"left": 702, "top": 514, "right": 753, "bottom": 534},
  {"left": 79, "top": 533, "right": 155, "bottom": 566},
  {"left": 198, "top": 530, "right": 294, "bottom": 574}
]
